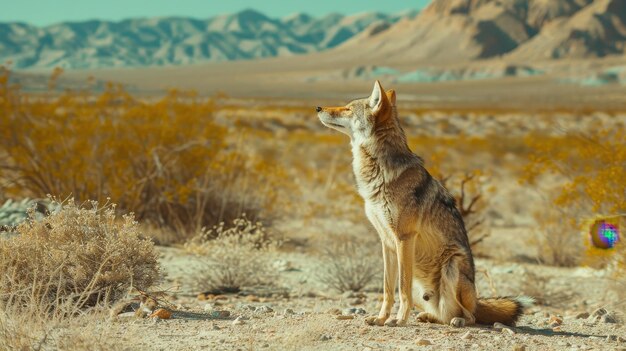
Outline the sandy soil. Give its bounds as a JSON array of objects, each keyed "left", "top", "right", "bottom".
[{"left": 104, "top": 223, "right": 626, "bottom": 351}]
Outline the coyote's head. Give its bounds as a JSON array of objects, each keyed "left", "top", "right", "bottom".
[{"left": 316, "top": 80, "right": 396, "bottom": 140}]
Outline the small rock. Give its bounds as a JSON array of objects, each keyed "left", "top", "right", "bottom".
[
  {"left": 451, "top": 317, "right": 466, "bottom": 328},
  {"left": 618, "top": 336, "right": 626, "bottom": 343},
  {"left": 607, "top": 335, "right": 618, "bottom": 342},
  {"left": 416, "top": 338, "right": 432, "bottom": 346},
  {"left": 214, "top": 295, "right": 228, "bottom": 301},
  {"left": 283, "top": 308, "right": 295, "bottom": 315},
  {"left": 552, "top": 326, "right": 562, "bottom": 332},
  {"left": 232, "top": 317, "right": 245, "bottom": 325},
  {"left": 549, "top": 316, "right": 563, "bottom": 326},
  {"left": 211, "top": 310, "right": 230, "bottom": 318},
  {"left": 575, "top": 312, "right": 590, "bottom": 319},
  {"left": 344, "top": 307, "right": 367, "bottom": 315},
  {"left": 590, "top": 308, "right": 608, "bottom": 318},
  {"left": 493, "top": 322, "right": 507, "bottom": 330},
  {"left": 511, "top": 345, "right": 526, "bottom": 351},
  {"left": 601, "top": 314, "right": 617, "bottom": 323},
  {"left": 320, "top": 334, "right": 332, "bottom": 341},
  {"left": 460, "top": 331, "right": 472, "bottom": 340},
  {"left": 149, "top": 308, "right": 172, "bottom": 320},
  {"left": 478, "top": 330, "right": 490, "bottom": 334},
  {"left": 336, "top": 315, "right": 355, "bottom": 320},
  {"left": 203, "top": 304, "right": 213, "bottom": 312},
  {"left": 502, "top": 328, "right": 515, "bottom": 335},
  {"left": 256, "top": 306, "right": 274, "bottom": 314},
  {"left": 197, "top": 293, "right": 207, "bottom": 301},
  {"left": 211, "top": 323, "right": 220, "bottom": 330}
]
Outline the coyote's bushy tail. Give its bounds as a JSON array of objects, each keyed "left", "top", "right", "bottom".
[{"left": 474, "top": 296, "right": 534, "bottom": 326}]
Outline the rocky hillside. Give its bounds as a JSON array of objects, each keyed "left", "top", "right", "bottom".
[
  {"left": 0, "top": 9, "right": 415, "bottom": 69},
  {"left": 337, "top": 0, "right": 626, "bottom": 64}
]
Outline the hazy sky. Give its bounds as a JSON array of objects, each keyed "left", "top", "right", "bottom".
[{"left": 2, "top": 0, "right": 432, "bottom": 26}]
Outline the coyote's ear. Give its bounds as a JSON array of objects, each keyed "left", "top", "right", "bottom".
[
  {"left": 368, "top": 80, "right": 389, "bottom": 115},
  {"left": 386, "top": 89, "right": 396, "bottom": 106}
]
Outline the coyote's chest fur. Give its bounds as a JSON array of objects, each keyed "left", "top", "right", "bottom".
[{"left": 351, "top": 141, "right": 424, "bottom": 246}]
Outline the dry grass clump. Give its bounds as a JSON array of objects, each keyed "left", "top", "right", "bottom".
[
  {"left": 186, "top": 216, "right": 278, "bottom": 293},
  {"left": 530, "top": 205, "right": 583, "bottom": 267},
  {"left": 0, "top": 306, "right": 133, "bottom": 351},
  {"left": 0, "top": 199, "right": 153, "bottom": 350},
  {"left": 0, "top": 198, "right": 160, "bottom": 309},
  {"left": 317, "top": 239, "right": 381, "bottom": 292}
]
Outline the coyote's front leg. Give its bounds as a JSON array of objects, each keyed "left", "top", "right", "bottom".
[
  {"left": 366, "top": 244, "right": 397, "bottom": 326},
  {"left": 384, "top": 235, "right": 415, "bottom": 327}
]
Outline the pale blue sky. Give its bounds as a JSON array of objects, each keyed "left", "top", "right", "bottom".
[{"left": 1, "top": 0, "right": 432, "bottom": 26}]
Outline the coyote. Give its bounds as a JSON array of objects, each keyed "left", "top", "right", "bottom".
[{"left": 316, "top": 81, "right": 533, "bottom": 327}]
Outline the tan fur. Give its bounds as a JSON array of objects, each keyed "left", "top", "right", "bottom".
[{"left": 317, "top": 81, "right": 533, "bottom": 327}]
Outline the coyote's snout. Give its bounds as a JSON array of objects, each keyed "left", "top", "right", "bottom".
[{"left": 316, "top": 81, "right": 533, "bottom": 327}]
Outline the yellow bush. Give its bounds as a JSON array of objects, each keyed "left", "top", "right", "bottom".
[
  {"left": 0, "top": 67, "right": 277, "bottom": 236},
  {"left": 522, "top": 125, "right": 626, "bottom": 266}
]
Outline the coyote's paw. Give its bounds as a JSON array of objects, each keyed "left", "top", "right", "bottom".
[
  {"left": 450, "top": 317, "right": 466, "bottom": 328},
  {"left": 365, "top": 316, "right": 387, "bottom": 326},
  {"left": 384, "top": 318, "right": 407, "bottom": 327},
  {"left": 416, "top": 312, "right": 438, "bottom": 324}
]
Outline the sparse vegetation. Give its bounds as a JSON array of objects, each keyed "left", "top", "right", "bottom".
[
  {"left": 0, "top": 199, "right": 152, "bottom": 350},
  {"left": 1, "top": 63, "right": 625, "bottom": 350},
  {"left": 0, "top": 67, "right": 281, "bottom": 240},
  {"left": 185, "top": 216, "right": 279, "bottom": 293},
  {"left": 0, "top": 198, "right": 160, "bottom": 309},
  {"left": 440, "top": 171, "right": 491, "bottom": 248},
  {"left": 522, "top": 124, "right": 626, "bottom": 266},
  {"left": 317, "top": 239, "right": 381, "bottom": 293}
]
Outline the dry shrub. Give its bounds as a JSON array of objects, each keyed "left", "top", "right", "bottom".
[
  {"left": 530, "top": 204, "right": 583, "bottom": 267},
  {"left": 440, "top": 171, "right": 490, "bottom": 249},
  {"left": 317, "top": 239, "right": 381, "bottom": 293},
  {"left": 185, "top": 216, "right": 278, "bottom": 293},
  {"left": 0, "top": 67, "right": 278, "bottom": 240},
  {"left": 0, "top": 199, "right": 150, "bottom": 350},
  {"left": 0, "top": 198, "right": 160, "bottom": 310}
]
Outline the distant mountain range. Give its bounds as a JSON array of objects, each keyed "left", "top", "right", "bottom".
[
  {"left": 337, "top": 0, "right": 626, "bottom": 65},
  {"left": 2, "top": 1, "right": 624, "bottom": 72},
  {"left": 0, "top": 9, "right": 417, "bottom": 69}
]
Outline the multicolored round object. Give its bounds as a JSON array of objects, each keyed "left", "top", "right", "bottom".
[{"left": 590, "top": 220, "right": 620, "bottom": 249}]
